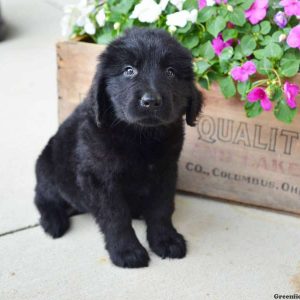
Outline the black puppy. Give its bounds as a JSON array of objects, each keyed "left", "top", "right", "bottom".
[{"left": 35, "top": 28, "right": 202, "bottom": 268}]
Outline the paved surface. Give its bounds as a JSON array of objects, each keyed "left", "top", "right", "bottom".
[
  {"left": 1, "top": 196, "right": 300, "bottom": 300},
  {"left": 0, "top": 1, "right": 300, "bottom": 299}
]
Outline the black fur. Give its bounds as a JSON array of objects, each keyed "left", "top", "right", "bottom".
[{"left": 35, "top": 28, "right": 203, "bottom": 268}]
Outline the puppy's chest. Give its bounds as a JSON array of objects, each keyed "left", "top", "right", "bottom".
[
  {"left": 121, "top": 159, "right": 162, "bottom": 199},
  {"left": 127, "top": 142, "right": 178, "bottom": 169},
  {"left": 120, "top": 142, "right": 171, "bottom": 178}
]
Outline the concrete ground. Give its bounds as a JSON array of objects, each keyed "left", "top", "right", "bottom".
[{"left": 0, "top": 1, "right": 300, "bottom": 299}]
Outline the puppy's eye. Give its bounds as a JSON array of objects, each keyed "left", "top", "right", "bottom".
[
  {"left": 166, "top": 67, "right": 175, "bottom": 78},
  {"left": 123, "top": 66, "right": 137, "bottom": 78}
]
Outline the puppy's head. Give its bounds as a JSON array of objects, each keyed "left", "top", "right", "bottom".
[{"left": 90, "top": 28, "right": 202, "bottom": 128}]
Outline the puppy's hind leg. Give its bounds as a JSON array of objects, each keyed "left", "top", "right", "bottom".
[{"left": 34, "top": 191, "right": 70, "bottom": 239}]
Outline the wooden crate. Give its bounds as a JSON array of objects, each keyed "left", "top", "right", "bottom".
[{"left": 57, "top": 40, "right": 300, "bottom": 215}]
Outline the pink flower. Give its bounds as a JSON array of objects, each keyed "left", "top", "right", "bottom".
[
  {"left": 247, "top": 87, "right": 272, "bottom": 111},
  {"left": 198, "top": 0, "right": 207, "bottom": 9},
  {"left": 231, "top": 61, "right": 256, "bottom": 82},
  {"left": 274, "top": 11, "right": 288, "bottom": 28},
  {"left": 245, "top": 0, "right": 269, "bottom": 25},
  {"left": 284, "top": 81, "right": 300, "bottom": 108},
  {"left": 287, "top": 25, "right": 300, "bottom": 49},
  {"left": 211, "top": 34, "right": 233, "bottom": 56},
  {"left": 279, "top": 0, "right": 300, "bottom": 17}
]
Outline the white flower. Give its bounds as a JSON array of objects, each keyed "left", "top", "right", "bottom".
[
  {"left": 279, "top": 34, "right": 287, "bottom": 42},
  {"left": 61, "top": 1, "right": 97, "bottom": 37},
  {"left": 168, "top": 25, "right": 177, "bottom": 33},
  {"left": 96, "top": 8, "right": 106, "bottom": 27},
  {"left": 227, "top": 4, "right": 233, "bottom": 12},
  {"left": 189, "top": 9, "right": 198, "bottom": 23},
  {"left": 75, "top": 4, "right": 94, "bottom": 26},
  {"left": 61, "top": 15, "right": 72, "bottom": 37},
  {"left": 166, "top": 9, "right": 198, "bottom": 28},
  {"left": 159, "top": 0, "right": 169, "bottom": 10},
  {"left": 61, "top": 4, "right": 81, "bottom": 37},
  {"left": 114, "top": 22, "right": 121, "bottom": 30},
  {"left": 160, "top": 0, "right": 187, "bottom": 10},
  {"left": 207, "top": 0, "right": 216, "bottom": 5},
  {"left": 130, "top": 0, "right": 162, "bottom": 23},
  {"left": 84, "top": 18, "right": 96, "bottom": 35},
  {"left": 76, "top": 14, "right": 86, "bottom": 27},
  {"left": 170, "top": 0, "right": 185, "bottom": 10}
]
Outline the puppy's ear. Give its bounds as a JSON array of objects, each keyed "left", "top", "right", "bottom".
[
  {"left": 88, "top": 61, "right": 107, "bottom": 128},
  {"left": 186, "top": 84, "right": 203, "bottom": 126}
]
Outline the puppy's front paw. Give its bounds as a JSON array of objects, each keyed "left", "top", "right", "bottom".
[
  {"left": 148, "top": 229, "right": 186, "bottom": 259},
  {"left": 109, "top": 244, "right": 150, "bottom": 268},
  {"left": 40, "top": 212, "right": 69, "bottom": 239}
]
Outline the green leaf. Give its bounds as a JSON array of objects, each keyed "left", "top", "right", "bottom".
[
  {"left": 274, "top": 101, "right": 298, "bottom": 124},
  {"left": 230, "top": 0, "right": 247, "bottom": 4},
  {"left": 272, "top": 86, "right": 284, "bottom": 102},
  {"left": 272, "top": 31, "right": 282, "bottom": 43},
  {"left": 218, "top": 76, "right": 236, "bottom": 98},
  {"left": 192, "top": 47, "right": 202, "bottom": 57},
  {"left": 228, "top": 8, "right": 246, "bottom": 26},
  {"left": 256, "top": 58, "right": 273, "bottom": 75},
  {"left": 280, "top": 59, "right": 300, "bottom": 77},
  {"left": 253, "top": 49, "right": 265, "bottom": 60},
  {"left": 96, "top": 31, "right": 114, "bottom": 44},
  {"left": 109, "top": 11, "right": 123, "bottom": 22},
  {"left": 245, "top": 101, "right": 263, "bottom": 118},
  {"left": 177, "top": 22, "right": 192, "bottom": 34},
  {"left": 283, "top": 49, "right": 300, "bottom": 60},
  {"left": 260, "top": 36, "right": 272, "bottom": 46},
  {"left": 195, "top": 61, "right": 211, "bottom": 74},
  {"left": 264, "top": 43, "right": 283, "bottom": 59},
  {"left": 252, "top": 25, "right": 260, "bottom": 33},
  {"left": 182, "top": 35, "right": 199, "bottom": 49},
  {"left": 219, "top": 60, "right": 231, "bottom": 73},
  {"left": 222, "top": 29, "right": 238, "bottom": 42},
  {"left": 207, "top": 16, "right": 226, "bottom": 37},
  {"left": 260, "top": 21, "right": 271, "bottom": 35},
  {"left": 164, "top": 2, "right": 177, "bottom": 14},
  {"left": 121, "top": 18, "right": 134, "bottom": 30},
  {"left": 233, "top": 45, "right": 243, "bottom": 60},
  {"left": 198, "top": 77, "right": 209, "bottom": 90},
  {"left": 237, "top": 22, "right": 251, "bottom": 34},
  {"left": 198, "top": 41, "right": 215, "bottom": 60},
  {"left": 207, "top": 71, "right": 218, "bottom": 82},
  {"left": 240, "top": 35, "right": 257, "bottom": 56},
  {"left": 183, "top": 0, "right": 199, "bottom": 9},
  {"left": 237, "top": 81, "right": 251, "bottom": 100},
  {"left": 112, "top": 0, "right": 134, "bottom": 14},
  {"left": 218, "top": 6, "right": 229, "bottom": 18},
  {"left": 239, "top": 0, "right": 254, "bottom": 10},
  {"left": 219, "top": 46, "right": 233, "bottom": 61},
  {"left": 197, "top": 6, "right": 216, "bottom": 23}
]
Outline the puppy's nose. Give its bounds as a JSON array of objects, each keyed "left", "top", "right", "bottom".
[{"left": 140, "top": 93, "right": 162, "bottom": 109}]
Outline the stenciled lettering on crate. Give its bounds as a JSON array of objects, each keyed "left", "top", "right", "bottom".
[{"left": 178, "top": 110, "right": 300, "bottom": 213}]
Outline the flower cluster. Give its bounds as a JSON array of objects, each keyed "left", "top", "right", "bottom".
[{"left": 62, "top": 0, "right": 300, "bottom": 124}]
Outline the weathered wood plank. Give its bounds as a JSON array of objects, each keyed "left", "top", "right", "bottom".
[{"left": 57, "top": 40, "right": 300, "bottom": 215}]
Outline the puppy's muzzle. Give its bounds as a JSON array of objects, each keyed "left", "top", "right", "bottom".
[{"left": 140, "top": 92, "right": 162, "bottom": 110}]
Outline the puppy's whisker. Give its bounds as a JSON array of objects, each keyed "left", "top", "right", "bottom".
[
  {"left": 110, "top": 117, "right": 123, "bottom": 128},
  {"left": 112, "top": 82, "right": 138, "bottom": 97},
  {"left": 101, "top": 105, "right": 114, "bottom": 123},
  {"left": 139, "top": 126, "right": 143, "bottom": 144}
]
